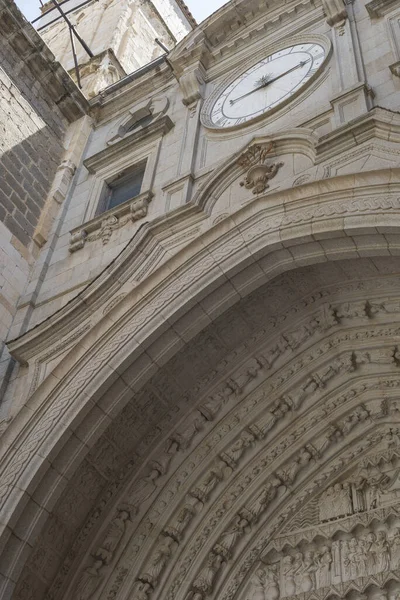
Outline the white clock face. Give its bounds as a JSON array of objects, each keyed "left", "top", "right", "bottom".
[{"left": 209, "top": 43, "right": 327, "bottom": 128}]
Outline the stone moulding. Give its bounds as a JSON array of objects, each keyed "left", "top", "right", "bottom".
[
  {"left": 365, "top": 0, "right": 400, "bottom": 17},
  {"left": 83, "top": 115, "right": 174, "bottom": 174},
  {"left": 69, "top": 190, "right": 153, "bottom": 252}
]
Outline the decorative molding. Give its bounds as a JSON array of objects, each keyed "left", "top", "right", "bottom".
[
  {"left": 69, "top": 191, "right": 153, "bottom": 252},
  {"left": 365, "top": 0, "right": 400, "bottom": 17},
  {"left": 84, "top": 116, "right": 174, "bottom": 174}
]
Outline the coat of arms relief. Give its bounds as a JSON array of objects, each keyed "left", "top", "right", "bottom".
[{"left": 249, "top": 445, "right": 400, "bottom": 600}]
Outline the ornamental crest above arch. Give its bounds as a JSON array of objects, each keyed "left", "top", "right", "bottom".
[{"left": 193, "top": 129, "right": 318, "bottom": 217}]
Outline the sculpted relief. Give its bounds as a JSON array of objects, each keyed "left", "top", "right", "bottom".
[{"left": 247, "top": 451, "right": 400, "bottom": 600}]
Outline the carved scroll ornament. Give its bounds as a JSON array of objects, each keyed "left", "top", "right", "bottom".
[{"left": 238, "top": 143, "right": 284, "bottom": 195}]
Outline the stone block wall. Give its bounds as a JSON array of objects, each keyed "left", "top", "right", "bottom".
[
  {"left": 0, "top": 0, "right": 87, "bottom": 406},
  {"left": 0, "top": 64, "right": 64, "bottom": 247}
]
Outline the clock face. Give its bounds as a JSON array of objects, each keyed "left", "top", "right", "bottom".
[{"left": 207, "top": 43, "right": 327, "bottom": 129}]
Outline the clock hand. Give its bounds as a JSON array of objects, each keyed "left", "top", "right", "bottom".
[
  {"left": 265, "top": 59, "right": 311, "bottom": 86},
  {"left": 229, "top": 59, "right": 311, "bottom": 106},
  {"left": 229, "top": 80, "right": 270, "bottom": 105}
]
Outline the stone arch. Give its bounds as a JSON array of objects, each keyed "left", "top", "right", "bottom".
[{"left": 3, "top": 173, "right": 400, "bottom": 599}]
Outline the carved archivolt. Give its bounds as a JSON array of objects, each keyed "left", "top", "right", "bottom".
[{"left": 56, "top": 291, "right": 400, "bottom": 600}]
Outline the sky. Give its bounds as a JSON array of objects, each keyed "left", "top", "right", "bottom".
[{"left": 14, "top": 0, "right": 228, "bottom": 24}]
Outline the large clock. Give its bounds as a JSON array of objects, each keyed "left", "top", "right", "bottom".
[{"left": 202, "top": 42, "right": 328, "bottom": 129}]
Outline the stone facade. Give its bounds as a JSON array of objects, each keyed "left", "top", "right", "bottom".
[{"left": 2, "top": 1, "right": 400, "bottom": 600}]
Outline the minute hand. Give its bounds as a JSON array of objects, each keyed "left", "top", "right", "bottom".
[
  {"left": 266, "top": 59, "right": 310, "bottom": 86},
  {"left": 230, "top": 59, "right": 310, "bottom": 106}
]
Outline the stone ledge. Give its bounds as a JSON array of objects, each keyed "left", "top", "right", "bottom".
[
  {"left": 69, "top": 190, "right": 153, "bottom": 252},
  {"left": 0, "top": 0, "right": 88, "bottom": 123}
]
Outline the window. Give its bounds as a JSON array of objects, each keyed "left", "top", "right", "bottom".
[{"left": 99, "top": 162, "right": 146, "bottom": 213}]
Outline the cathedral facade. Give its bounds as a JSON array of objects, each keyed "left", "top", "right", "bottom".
[{"left": 1, "top": 1, "right": 400, "bottom": 600}]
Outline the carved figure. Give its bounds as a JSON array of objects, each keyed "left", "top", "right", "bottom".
[
  {"left": 190, "top": 463, "right": 224, "bottom": 502},
  {"left": 281, "top": 555, "right": 296, "bottom": 597},
  {"left": 214, "top": 516, "right": 248, "bottom": 558},
  {"left": 75, "top": 560, "right": 105, "bottom": 600},
  {"left": 192, "top": 553, "right": 224, "bottom": 595},
  {"left": 171, "top": 416, "right": 204, "bottom": 450},
  {"left": 365, "top": 532, "right": 378, "bottom": 574},
  {"left": 246, "top": 483, "right": 276, "bottom": 522},
  {"left": 140, "top": 537, "right": 175, "bottom": 585},
  {"left": 222, "top": 434, "right": 254, "bottom": 468},
  {"left": 264, "top": 565, "right": 280, "bottom": 600},
  {"left": 164, "top": 505, "right": 195, "bottom": 540},
  {"left": 250, "top": 568, "right": 266, "bottom": 600},
  {"left": 390, "top": 528, "right": 400, "bottom": 569},
  {"left": 293, "top": 553, "right": 304, "bottom": 594},
  {"left": 131, "top": 581, "right": 151, "bottom": 600},
  {"left": 316, "top": 546, "right": 332, "bottom": 588},
  {"left": 95, "top": 509, "right": 130, "bottom": 563},
  {"left": 375, "top": 531, "right": 390, "bottom": 572},
  {"left": 335, "top": 302, "right": 367, "bottom": 320}
]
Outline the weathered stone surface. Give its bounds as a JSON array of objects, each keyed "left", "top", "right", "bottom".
[{"left": 1, "top": 1, "right": 400, "bottom": 600}]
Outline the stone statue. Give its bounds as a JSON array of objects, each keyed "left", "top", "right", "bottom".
[
  {"left": 190, "top": 463, "right": 224, "bottom": 502},
  {"left": 140, "top": 536, "right": 175, "bottom": 585},
  {"left": 192, "top": 552, "right": 224, "bottom": 595},
  {"left": 390, "top": 529, "right": 400, "bottom": 569},
  {"left": 75, "top": 559, "right": 105, "bottom": 600},
  {"left": 264, "top": 565, "right": 280, "bottom": 600},
  {"left": 375, "top": 531, "right": 390, "bottom": 572},
  {"left": 281, "top": 555, "right": 295, "bottom": 597},
  {"left": 250, "top": 567, "right": 266, "bottom": 600},
  {"left": 164, "top": 504, "right": 195, "bottom": 540},
  {"left": 316, "top": 546, "right": 332, "bottom": 588},
  {"left": 95, "top": 509, "right": 130, "bottom": 563},
  {"left": 214, "top": 516, "right": 248, "bottom": 558}
]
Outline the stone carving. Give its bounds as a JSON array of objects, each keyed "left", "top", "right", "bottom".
[
  {"left": 139, "top": 536, "right": 176, "bottom": 586},
  {"left": 170, "top": 415, "right": 205, "bottom": 450},
  {"left": 241, "top": 479, "right": 282, "bottom": 524},
  {"left": 238, "top": 143, "right": 284, "bottom": 194},
  {"left": 74, "top": 559, "right": 106, "bottom": 600},
  {"left": 264, "top": 525, "right": 400, "bottom": 598},
  {"left": 69, "top": 193, "right": 152, "bottom": 251},
  {"left": 190, "top": 462, "right": 225, "bottom": 503},
  {"left": 191, "top": 552, "right": 224, "bottom": 598},
  {"left": 131, "top": 581, "right": 152, "bottom": 600},
  {"left": 276, "top": 445, "right": 316, "bottom": 486},
  {"left": 213, "top": 516, "right": 249, "bottom": 559},
  {"left": 220, "top": 432, "right": 255, "bottom": 469},
  {"left": 248, "top": 398, "right": 292, "bottom": 440},
  {"left": 163, "top": 503, "right": 196, "bottom": 541},
  {"left": 94, "top": 508, "right": 131, "bottom": 563}
]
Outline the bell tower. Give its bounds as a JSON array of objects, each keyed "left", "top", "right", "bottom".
[{"left": 37, "top": 0, "right": 195, "bottom": 97}]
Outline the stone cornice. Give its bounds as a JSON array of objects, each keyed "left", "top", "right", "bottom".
[
  {"left": 0, "top": 0, "right": 88, "bottom": 123},
  {"left": 169, "top": 0, "right": 325, "bottom": 76},
  {"left": 365, "top": 0, "right": 400, "bottom": 17},
  {"left": 316, "top": 106, "right": 400, "bottom": 162},
  {"left": 83, "top": 115, "right": 174, "bottom": 173}
]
